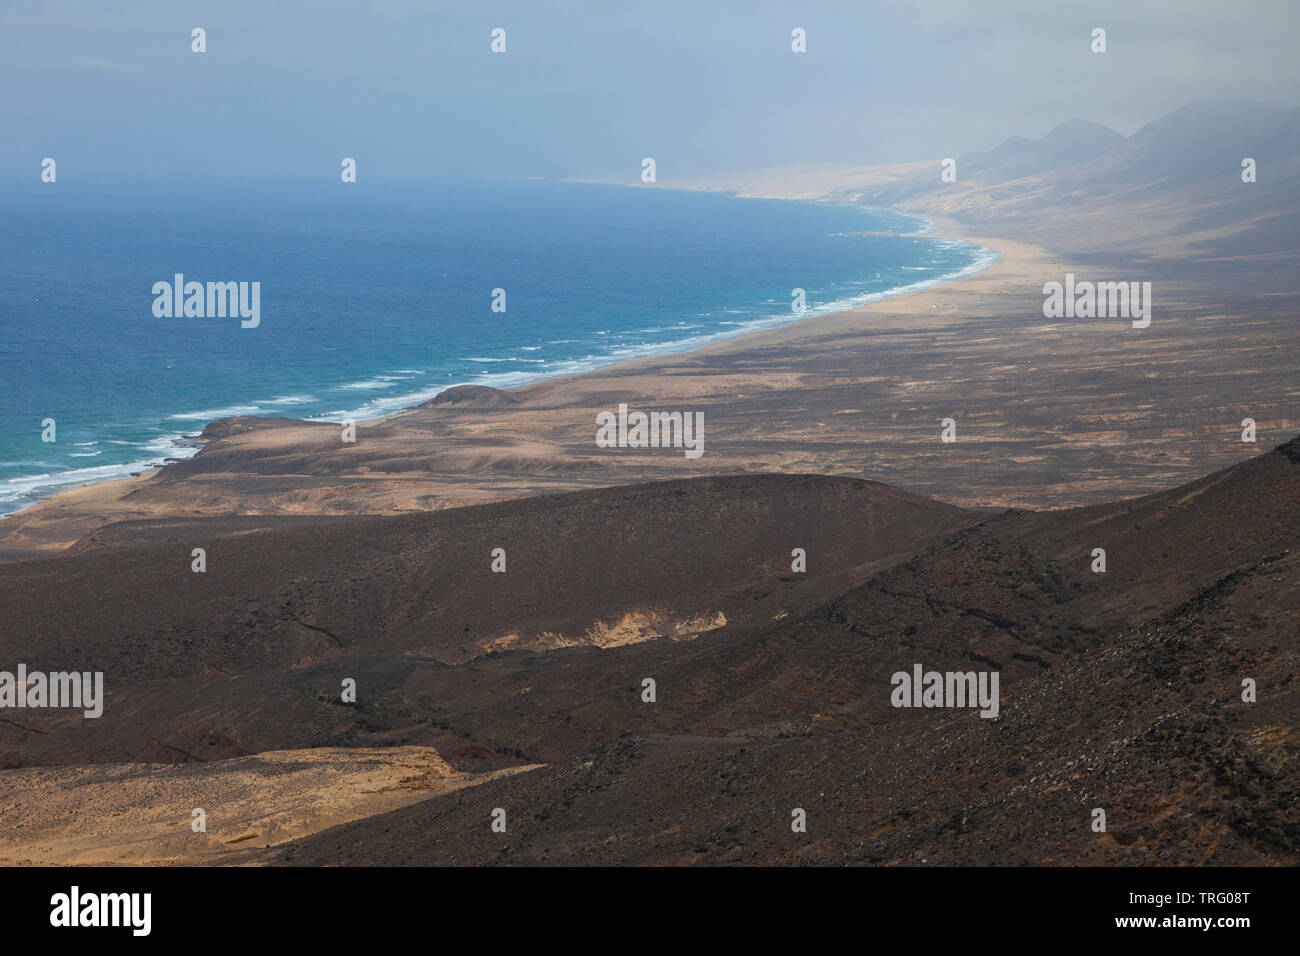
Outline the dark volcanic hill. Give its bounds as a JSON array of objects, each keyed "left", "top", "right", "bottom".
[
  {"left": 0, "top": 439, "right": 1295, "bottom": 865},
  {"left": 0, "top": 475, "right": 977, "bottom": 765}
]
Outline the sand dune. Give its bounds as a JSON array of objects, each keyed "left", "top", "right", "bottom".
[{"left": 0, "top": 746, "right": 540, "bottom": 865}]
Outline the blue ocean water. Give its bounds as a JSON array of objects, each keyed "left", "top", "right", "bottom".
[{"left": 0, "top": 179, "right": 994, "bottom": 514}]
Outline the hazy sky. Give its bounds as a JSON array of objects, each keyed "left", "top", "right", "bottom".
[{"left": 3, "top": 0, "right": 1298, "bottom": 183}]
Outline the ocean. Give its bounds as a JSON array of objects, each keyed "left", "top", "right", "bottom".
[{"left": 0, "top": 179, "right": 995, "bottom": 515}]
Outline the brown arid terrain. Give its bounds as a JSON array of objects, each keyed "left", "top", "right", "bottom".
[
  {"left": 0, "top": 438, "right": 1295, "bottom": 864},
  {"left": 0, "top": 101, "right": 1296, "bottom": 866},
  {"left": 0, "top": 220, "right": 1296, "bottom": 560}
]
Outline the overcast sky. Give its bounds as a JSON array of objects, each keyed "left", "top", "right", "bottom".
[{"left": 2, "top": 0, "right": 1298, "bottom": 184}]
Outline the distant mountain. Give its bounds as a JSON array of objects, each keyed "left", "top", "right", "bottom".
[
  {"left": 847, "top": 100, "right": 1300, "bottom": 269},
  {"left": 946, "top": 100, "right": 1292, "bottom": 192},
  {"left": 959, "top": 119, "right": 1126, "bottom": 182},
  {"left": 1085, "top": 99, "right": 1289, "bottom": 191}
]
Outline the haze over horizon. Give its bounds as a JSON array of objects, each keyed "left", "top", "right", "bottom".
[{"left": 3, "top": 0, "right": 1299, "bottom": 184}]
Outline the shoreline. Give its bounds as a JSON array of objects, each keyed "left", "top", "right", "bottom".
[
  {"left": 325, "top": 203, "right": 999, "bottom": 426},
  {"left": 0, "top": 210, "right": 1061, "bottom": 561},
  {"left": 0, "top": 198, "right": 997, "bottom": 521},
  {"left": 2, "top": 197, "right": 1294, "bottom": 562}
]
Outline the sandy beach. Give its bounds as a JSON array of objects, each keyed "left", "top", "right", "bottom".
[{"left": 1, "top": 204, "right": 1295, "bottom": 562}]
